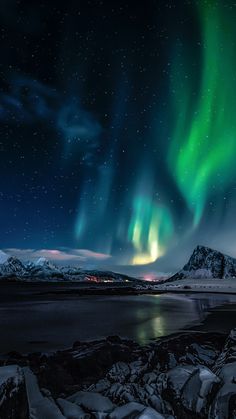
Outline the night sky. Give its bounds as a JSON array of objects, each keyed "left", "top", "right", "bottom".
[{"left": 1, "top": 0, "right": 236, "bottom": 274}]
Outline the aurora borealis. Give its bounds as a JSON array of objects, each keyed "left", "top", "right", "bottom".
[
  {"left": 169, "top": 1, "right": 236, "bottom": 227},
  {"left": 1, "top": 0, "right": 236, "bottom": 272}
]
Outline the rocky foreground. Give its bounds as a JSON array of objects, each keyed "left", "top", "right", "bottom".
[{"left": 1, "top": 330, "right": 236, "bottom": 418}]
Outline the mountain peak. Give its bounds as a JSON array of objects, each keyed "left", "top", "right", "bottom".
[
  {"left": 35, "top": 257, "right": 51, "bottom": 267},
  {"left": 192, "top": 244, "right": 222, "bottom": 254},
  {"left": 6, "top": 256, "right": 25, "bottom": 267},
  {"left": 0, "top": 256, "right": 26, "bottom": 277},
  {"left": 169, "top": 245, "right": 236, "bottom": 280}
]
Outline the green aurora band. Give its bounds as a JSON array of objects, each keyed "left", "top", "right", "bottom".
[
  {"left": 128, "top": 196, "right": 173, "bottom": 265},
  {"left": 168, "top": 1, "right": 236, "bottom": 226},
  {"left": 76, "top": 1, "right": 236, "bottom": 266}
]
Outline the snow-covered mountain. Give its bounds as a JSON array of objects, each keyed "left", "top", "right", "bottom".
[
  {"left": 169, "top": 245, "right": 236, "bottom": 280},
  {"left": 26, "top": 257, "right": 63, "bottom": 279},
  {"left": 0, "top": 256, "right": 27, "bottom": 278},
  {"left": 0, "top": 252, "right": 135, "bottom": 282}
]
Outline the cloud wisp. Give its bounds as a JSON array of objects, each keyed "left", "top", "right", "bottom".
[{"left": 4, "top": 247, "right": 111, "bottom": 265}]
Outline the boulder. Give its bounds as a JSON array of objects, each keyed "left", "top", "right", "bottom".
[
  {"left": 136, "top": 407, "right": 165, "bottom": 419},
  {"left": 164, "top": 365, "right": 220, "bottom": 418},
  {"left": 209, "top": 383, "right": 236, "bottom": 419},
  {"left": 0, "top": 365, "right": 28, "bottom": 419},
  {"left": 57, "top": 398, "right": 90, "bottom": 419},
  {"left": 164, "top": 366, "right": 195, "bottom": 399},
  {"left": 109, "top": 401, "right": 145, "bottom": 419},
  {"left": 23, "top": 367, "right": 65, "bottom": 418},
  {"left": 181, "top": 366, "right": 220, "bottom": 417},
  {"left": 218, "top": 361, "right": 236, "bottom": 383},
  {"left": 67, "top": 391, "right": 114, "bottom": 413}
]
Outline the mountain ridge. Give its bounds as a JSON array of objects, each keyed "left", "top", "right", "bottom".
[
  {"left": 0, "top": 253, "right": 135, "bottom": 283},
  {"left": 168, "top": 245, "right": 236, "bottom": 281}
]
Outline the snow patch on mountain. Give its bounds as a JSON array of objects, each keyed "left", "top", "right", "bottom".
[{"left": 35, "top": 257, "right": 48, "bottom": 266}]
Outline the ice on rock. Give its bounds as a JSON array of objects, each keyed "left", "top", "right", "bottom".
[
  {"left": 57, "top": 398, "right": 90, "bottom": 419},
  {"left": 136, "top": 407, "right": 165, "bottom": 419},
  {"left": 181, "top": 367, "right": 220, "bottom": 416},
  {"left": 163, "top": 365, "right": 220, "bottom": 417},
  {"left": 165, "top": 366, "right": 195, "bottom": 399},
  {"left": 109, "top": 401, "right": 146, "bottom": 419},
  {"left": 0, "top": 365, "right": 27, "bottom": 418},
  {"left": 148, "top": 395, "right": 165, "bottom": 413},
  {"left": 23, "top": 367, "right": 65, "bottom": 419},
  {"left": 67, "top": 391, "right": 114, "bottom": 413},
  {"left": 0, "top": 364, "right": 23, "bottom": 388},
  {"left": 218, "top": 361, "right": 236, "bottom": 383}
]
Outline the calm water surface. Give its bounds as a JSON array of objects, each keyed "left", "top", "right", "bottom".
[{"left": 1, "top": 283, "right": 236, "bottom": 353}]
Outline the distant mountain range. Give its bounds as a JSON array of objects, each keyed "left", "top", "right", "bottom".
[
  {"left": 0, "top": 251, "right": 134, "bottom": 283},
  {"left": 169, "top": 245, "right": 236, "bottom": 281},
  {"left": 1, "top": 245, "right": 236, "bottom": 283}
]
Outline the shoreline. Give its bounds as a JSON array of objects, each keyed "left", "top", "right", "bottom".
[
  {"left": 2, "top": 279, "right": 236, "bottom": 297},
  {"left": 1, "top": 283, "right": 236, "bottom": 354}
]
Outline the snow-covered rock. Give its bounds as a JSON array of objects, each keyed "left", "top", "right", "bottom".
[
  {"left": 213, "top": 327, "right": 236, "bottom": 373},
  {"left": 136, "top": 407, "right": 165, "bottom": 419},
  {"left": 169, "top": 245, "right": 236, "bottom": 280},
  {"left": 218, "top": 361, "right": 236, "bottom": 383},
  {"left": 163, "top": 365, "right": 220, "bottom": 417},
  {"left": 209, "top": 383, "right": 236, "bottom": 419},
  {"left": 181, "top": 367, "right": 220, "bottom": 416},
  {"left": 67, "top": 391, "right": 114, "bottom": 413},
  {"left": 0, "top": 365, "right": 27, "bottom": 418},
  {"left": 57, "top": 398, "right": 90, "bottom": 419},
  {"left": 4, "top": 329, "right": 236, "bottom": 419},
  {"left": 23, "top": 367, "right": 65, "bottom": 418}
]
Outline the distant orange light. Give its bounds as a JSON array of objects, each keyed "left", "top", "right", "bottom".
[
  {"left": 85, "top": 275, "right": 100, "bottom": 283},
  {"left": 143, "top": 274, "right": 157, "bottom": 281}
]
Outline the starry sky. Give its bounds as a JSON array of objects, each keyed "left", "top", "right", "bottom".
[{"left": 1, "top": 0, "right": 236, "bottom": 274}]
